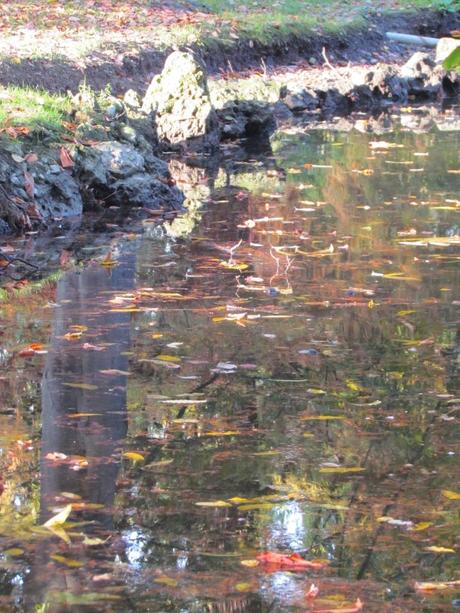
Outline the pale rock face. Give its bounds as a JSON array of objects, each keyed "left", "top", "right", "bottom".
[
  {"left": 436, "top": 38, "right": 460, "bottom": 64},
  {"left": 142, "top": 51, "right": 219, "bottom": 150}
]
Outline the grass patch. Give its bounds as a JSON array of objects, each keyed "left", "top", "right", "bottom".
[{"left": 0, "top": 86, "right": 72, "bottom": 134}]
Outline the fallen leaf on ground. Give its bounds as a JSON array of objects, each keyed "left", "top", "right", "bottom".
[{"left": 60, "top": 146, "right": 74, "bottom": 168}]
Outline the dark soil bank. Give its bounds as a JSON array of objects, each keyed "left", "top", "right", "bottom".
[{"left": 1, "top": 10, "right": 459, "bottom": 95}]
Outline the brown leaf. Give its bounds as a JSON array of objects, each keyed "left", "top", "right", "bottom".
[
  {"left": 24, "top": 152, "right": 38, "bottom": 164},
  {"left": 60, "top": 146, "right": 74, "bottom": 168},
  {"left": 24, "top": 170, "right": 35, "bottom": 199}
]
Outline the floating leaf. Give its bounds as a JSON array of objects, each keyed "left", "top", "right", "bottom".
[
  {"left": 154, "top": 576, "right": 178, "bottom": 587},
  {"left": 50, "top": 554, "right": 83, "bottom": 568},
  {"left": 302, "top": 415, "right": 345, "bottom": 421},
  {"left": 442, "top": 489, "right": 460, "bottom": 500},
  {"left": 319, "top": 467, "right": 365, "bottom": 474},
  {"left": 310, "top": 598, "right": 363, "bottom": 613},
  {"left": 411, "top": 521, "right": 433, "bottom": 531},
  {"left": 4, "top": 548, "right": 24, "bottom": 557},
  {"left": 219, "top": 261, "right": 249, "bottom": 271},
  {"left": 156, "top": 354, "right": 182, "bottom": 363},
  {"left": 235, "top": 582, "right": 252, "bottom": 592},
  {"left": 238, "top": 503, "right": 275, "bottom": 511},
  {"left": 123, "top": 452, "right": 144, "bottom": 463},
  {"left": 256, "top": 552, "right": 328, "bottom": 571},
  {"left": 415, "top": 580, "right": 460, "bottom": 592},
  {"left": 44, "top": 504, "right": 72, "bottom": 528},
  {"left": 424, "top": 546, "right": 455, "bottom": 553},
  {"left": 63, "top": 383, "right": 98, "bottom": 391},
  {"left": 82, "top": 535, "right": 108, "bottom": 546},
  {"left": 240, "top": 559, "right": 259, "bottom": 568},
  {"left": 195, "top": 500, "right": 232, "bottom": 508}
]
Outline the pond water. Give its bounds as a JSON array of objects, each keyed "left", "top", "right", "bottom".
[{"left": 0, "top": 119, "right": 459, "bottom": 612}]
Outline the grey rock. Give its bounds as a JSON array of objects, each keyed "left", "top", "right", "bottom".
[
  {"left": 111, "top": 173, "right": 184, "bottom": 210},
  {"left": 364, "top": 64, "right": 408, "bottom": 102},
  {"left": 124, "top": 89, "right": 142, "bottom": 110},
  {"left": 283, "top": 88, "right": 318, "bottom": 112},
  {"left": 400, "top": 52, "right": 443, "bottom": 98},
  {"left": 142, "top": 51, "right": 219, "bottom": 150},
  {"left": 436, "top": 37, "right": 460, "bottom": 64},
  {"left": 77, "top": 141, "right": 145, "bottom": 185},
  {"left": 217, "top": 100, "right": 276, "bottom": 139},
  {"left": 0, "top": 219, "right": 11, "bottom": 235}
]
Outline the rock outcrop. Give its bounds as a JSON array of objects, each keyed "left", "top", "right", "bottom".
[{"left": 142, "top": 51, "right": 220, "bottom": 151}]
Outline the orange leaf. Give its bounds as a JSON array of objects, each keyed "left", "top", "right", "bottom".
[
  {"left": 256, "top": 552, "right": 328, "bottom": 571},
  {"left": 60, "top": 147, "right": 74, "bottom": 169}
]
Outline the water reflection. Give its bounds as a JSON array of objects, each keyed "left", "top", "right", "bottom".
[
  {"left": 24, "top": 243, "right": 137, "bottom": 610},
  {"left": 0, "top": 120, "right": 459, "bottom": 612}
]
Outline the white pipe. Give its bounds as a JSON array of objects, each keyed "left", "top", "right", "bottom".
[{"left": 385, "top": 32, "right": 439, "bottom": 47}]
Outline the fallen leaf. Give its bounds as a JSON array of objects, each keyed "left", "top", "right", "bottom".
[
  {"left": 195, "top": 500, "right": 232, "bottom": 508},
  {"left": 424, "top": 546, "right": 455, "bottom": 553},
  {"left": 50, "top": 554, "right": 83, "bottom": 568},
  {"left": 59, "top": 146, "right": 74, "bottom": 168},
  {"left": 23, "top": 170, "right": 35, "bottom": 199},
  {"left": 43, "top": 504, "right": 72, "bottom": 528},
  {"left": 319, "top": 467, "right": 365, "bottom": 474},
  {"left": 442, "top": 489, "right": 460, "bottom": 500},
  {"left": 256, "top": 552, "right": 328, "bottom": 571},
  {"left": 415, "top": 580, "right": 460, "bottom": 592},
  {"left": 311, "top": 598, "right": 363, "bottom": 613},
  {"left": 123, "top": 452, "right": 144, "bottom": 463}
]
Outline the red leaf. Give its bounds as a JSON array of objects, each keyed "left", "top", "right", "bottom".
[
  {"left": 24, "top": 170, "right": 35, "bottom": 199},
  {"left": 256, "top": 552, "right": 328, "bottom": 571},
  {"left": 59, "top": 146, "right": 74, "bottom": 168}
]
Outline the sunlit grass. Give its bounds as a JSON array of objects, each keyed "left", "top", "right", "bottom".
[{"left": 0, "top": 86, "right": 72, "bottom": 133}]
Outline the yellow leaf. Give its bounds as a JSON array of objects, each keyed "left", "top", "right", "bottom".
[
  {"left": 412, "top": 522, "right": 433, "bottom": 531},
  {"left": 50, "top": 554, "right": 84, "bottom": 568},
  {"left": 415, "top": 580, "right": 460, "bottom": 592},
  {"left": 47, "top": 525, "right": 71, "bottom": 544},
  {"left": 240, "top": 559, "right": 259, "bottom": 568},
  {"left": 63, "top": 382, "right": 98, "bottom": 391},
  {"left": 346, "top": 380, "right": 363, "bottom": 392},
  {"left": 320, "top": 467, "right": 365, "bottom": 474},
  {"left": 195, "top": 500, "right": 232, "bottom": 508},
  {"left": 82, "top": 536, "right": 108, "bottom": 546},
  {"left": 123, "top": 452, "right": 144, "bottom": 463},
  {"left": 235, "top": 583, "right": 252, "bottom": 592},
  {"left": 43, "top": 504, "right": 72, "bottom": 528},
  {"left": 219, "top": 261, "right": 249, "bottom": 271},
  {"left": 4, "top": 548, "right": 24, "bottom": 557},
  {"left": 237, "top": 503, "right": 275, "bottom": 511},
  {"left": 204, "top": 431, "right": 240, "bottom": 436},
  {"left": 301, "top": 415, "right": 345, "bottom": 421},
  {"left": 442, "top": 489, "right": 460, "bottom": 500},
  {"left": 154, "top": 576, "right": 178, "bottom": 587},
  {"left": 156, "top": 354, "right": 182, "bottom": 362},
  {"left": 424, "top": 546, "right": 455, "bottom": 553}
]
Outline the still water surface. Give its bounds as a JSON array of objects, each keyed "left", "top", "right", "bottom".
[{"left": 0, "top": 122, "right": 459, "bottom": 612}]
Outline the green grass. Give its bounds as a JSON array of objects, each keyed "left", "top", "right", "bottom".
[
  {"left": 198, "top": 0, "right": 460, "bottom": 47},
  {"left": 0, "top": 86, "right": 72, "bottom": 134}
]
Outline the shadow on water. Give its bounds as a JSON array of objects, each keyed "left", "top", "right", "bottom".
[{"left": 24, "top": 244, "right": 137, "bottom": 610}]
